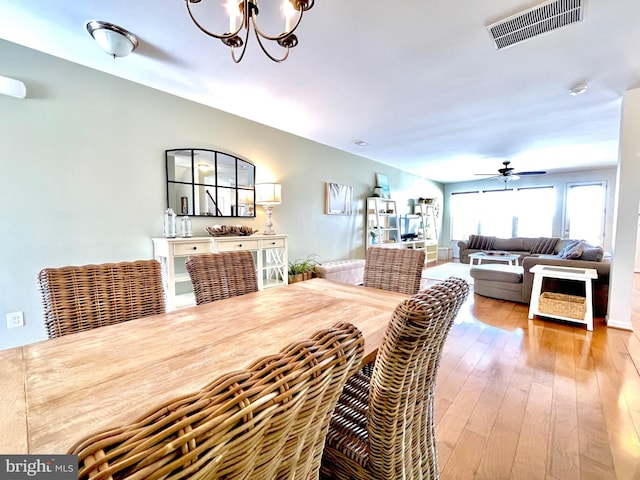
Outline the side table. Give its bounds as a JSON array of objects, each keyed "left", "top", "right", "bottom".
[{"left": 528, "top": 264, "right": 598, "bottom": 331}]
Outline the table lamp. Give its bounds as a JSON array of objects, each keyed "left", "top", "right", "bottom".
[{"left": 255, "top": 183, "right": 281, "bottom": 235}]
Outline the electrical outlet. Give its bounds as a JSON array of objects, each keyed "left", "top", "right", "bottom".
[{"left": 6, "top": 311, "right": 24, "bottom": 328}]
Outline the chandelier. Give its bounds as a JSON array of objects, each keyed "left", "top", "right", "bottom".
[{"left": 186, "top": 0, "right": 315, "bottom": 63}]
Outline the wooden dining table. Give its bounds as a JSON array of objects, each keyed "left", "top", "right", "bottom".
[{"left": 0, "top": 278, "right": 407, "bottom": 455}]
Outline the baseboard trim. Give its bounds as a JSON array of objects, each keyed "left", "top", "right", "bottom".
[{"left": 604, "top": 316, "right": 634, "bottom": 331}]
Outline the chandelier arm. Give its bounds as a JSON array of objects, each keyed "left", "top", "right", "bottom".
[
  {"left": 253, "top": 29, "right": 290, "bottom": 63},
  {"left": 230, "top": 24, "right": 252, "bottom": 63},
  {"left": 251, "top": 8, "right": 304, "bottom": 41},
  {"left": 185, "top": 0, "right": 243, "bottom": 40}
]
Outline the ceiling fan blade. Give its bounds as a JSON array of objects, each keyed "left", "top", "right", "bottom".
[{"left": 515, "top": 171, "right": 546, "bottom": 176}]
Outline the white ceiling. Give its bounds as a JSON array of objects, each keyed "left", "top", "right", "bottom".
[{"left": 2, "top": 0, "right": 639, "bottom": 183}]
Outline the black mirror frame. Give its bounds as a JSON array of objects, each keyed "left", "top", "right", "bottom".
[{"left": 165, "top": 148, "right": 256, "bottom": 218}]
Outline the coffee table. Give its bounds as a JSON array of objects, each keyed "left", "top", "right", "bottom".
[{"left": 469, "top": 251, "right": 520, "bottom": 266}]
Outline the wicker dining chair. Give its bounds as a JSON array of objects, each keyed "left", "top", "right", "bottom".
[
  {"left": 69, "top": 321, "right": 364, "bottom": 480},
  {"left": 320, "top": 277, "right": 470, "bottom": 480},
  {"left": 363, "top": 246, "right": 426, "bottom": 295},
  {"left": 38, "top": 259, "right": 165, "bottom": 339},
  {"left": 185, "top": 251, "right": 259, "bottom": 305}
]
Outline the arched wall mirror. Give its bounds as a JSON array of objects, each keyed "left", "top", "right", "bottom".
[{"left": 166, "top": 149, "right": 256, "bottom": 217}]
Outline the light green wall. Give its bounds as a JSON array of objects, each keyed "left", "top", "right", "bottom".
[{"left": 0, "top": 39, "right": 443, "bottom": 350}]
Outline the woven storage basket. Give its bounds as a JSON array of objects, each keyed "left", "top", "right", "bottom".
[{"left": 538, "top": 292, "right": 586, "bottom": 320}]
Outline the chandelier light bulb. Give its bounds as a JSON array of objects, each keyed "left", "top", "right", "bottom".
[
  {"left": 226, "top": 0, "right": 239, "bottom": 32},
  {"left": 283, "top": 0, "right": 296, "bottom": 31},
  {"left": 186, "top": 0, "right": 315, "bottom": 63}
]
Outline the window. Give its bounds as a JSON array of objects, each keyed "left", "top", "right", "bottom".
[
  {"left": 515, "top": 187, "right": 555, "bottom": 237},
  {"left": 564, "top": 182, "right": 606, "bottom": 245},
  {"left": 451, "top": 191, "right": 480, "bottom": 240},
  {"left": 479, "top": 189, "right": 515, "bottom": 238},
  {"left": 450, "top": 187, "right": 555, "bottom": 239}
]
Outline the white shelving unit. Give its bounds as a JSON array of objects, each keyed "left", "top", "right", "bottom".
[
  {"left": 399, "top": 213, "right": 437, "bottom": 264},
  {"left": 414, "top": 203, "right": 438, "bottom": 242},
  {"left": 366, "top": 197, "right": 401, "bottom": 249},
  {"left": 152, "top": 234, "right": 288, "bottom": 310},
  {"left": 410, "top": 202, "right": 438, "bottom": 264}
]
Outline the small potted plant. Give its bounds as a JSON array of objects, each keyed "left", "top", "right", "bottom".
[{"left": 288, "top": 254, "right": 319, "bottom": 284}]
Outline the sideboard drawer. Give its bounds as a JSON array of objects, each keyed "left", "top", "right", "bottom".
[
  {"left": 173, "top": 242, "right": 213, "bottom": 256},
  {"left": 260, "top": 238, "right": 286, "bottom": 249},
  {"left": 216, "top": 239, "right": 260, "bottom": 252}
]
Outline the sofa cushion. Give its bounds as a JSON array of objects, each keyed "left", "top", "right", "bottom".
[
  {"left": 468, "top": 234, "right": 495, "bottom": 250},
  {"left": 493, "top": 237, "right": 524, "bottom": 251},
  {"left": 530, "top": 237, "right": 560, "bottom": 254},
  {"left": 470, "top": 264, "right": 524, "bottom": 283},
  {"left": 521, "top": 237, "right": 540, "bottom": 251}
]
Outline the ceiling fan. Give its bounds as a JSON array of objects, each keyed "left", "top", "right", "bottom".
[{"left": 475, "top": 161, "right": 546, "bottom": 185}]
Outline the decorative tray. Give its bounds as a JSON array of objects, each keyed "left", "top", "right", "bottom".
[
  {"left": 482, "top": 250, "right": 511, "bottom": 256},
  {"left": 206, "top": 225, "right": 258, "bottom": 237}
]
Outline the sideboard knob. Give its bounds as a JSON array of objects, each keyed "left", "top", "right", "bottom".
[{"left": 192, "top": 246, "right": 197, "bottom": 250}]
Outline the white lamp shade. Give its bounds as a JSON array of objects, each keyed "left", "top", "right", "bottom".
[
  {"left": 255, "top": 183, "right": 282, "bottom": 205},
  {"left": 0, "top": 75, "right": 26, "bottom": 99},
  {"left": 87, "top": 21, "right": 138, "bottom": 58}
]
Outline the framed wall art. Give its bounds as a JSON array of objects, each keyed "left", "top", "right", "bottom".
[
  {"left": 325, "top": 182, "right": 353, "bottom": 215},
  {"left": 375, "top": 172, "right": 391, "bottom": 199}
]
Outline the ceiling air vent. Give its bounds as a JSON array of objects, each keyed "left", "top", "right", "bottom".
[{"left": 487, "top": 0, "right": 585, "bottom": 50}]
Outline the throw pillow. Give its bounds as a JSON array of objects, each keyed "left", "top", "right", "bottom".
[
  {"left": 556, "top": 239, "right": 581, "bottom": 258},
  {"left": 467, "top": 235, "right": 495, "bottom": 250},
  {"left": 530, "top": 237, "right": 560, "bottom": 254},
  {"left": 561, "top": 240, "right": 586, "bottom": 259},
  {"left": 581, "top": 245, "right": 605, "bottom": 262}
]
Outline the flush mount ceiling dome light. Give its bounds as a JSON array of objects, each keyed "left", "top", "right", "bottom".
[
  {"left": 185, "top": 0, "right": 315, "bottom": 63},
  {"left": 569, "top": 83, "right": 588, "bottom": 96},
  {"left": 86, "top": 20, "right": 139, "bottom": 58}
]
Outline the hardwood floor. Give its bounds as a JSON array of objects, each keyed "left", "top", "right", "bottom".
[{"left": 423, "top": 268, "right": 640, "bottom": 480}]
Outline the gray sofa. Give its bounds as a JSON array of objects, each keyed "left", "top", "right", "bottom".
[
  {"left": 459, "top": 236, "right": 610, "bottom": 316},
  {"left": 459, "top": 236, "right": 568, "bottom": 265}
]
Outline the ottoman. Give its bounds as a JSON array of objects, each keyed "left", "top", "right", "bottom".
[
  {"left": 470, "top": 264, "right": 525, "bottom": 303},
  {"left": 315, "top": 259, "right": 365, "bottom": 285}
]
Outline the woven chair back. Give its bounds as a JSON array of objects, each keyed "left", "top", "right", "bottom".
[
  {"left": 186, "top": 251, "right": 258, "bottom": 305},
  {"left": 363, "top": 247, "right": 425, "bottom": 295},
  {"left": 367, "top": 278, "right": 469, "bottom": 478},
  {"left": 38, "top": 260, "right": 165, "bottom": 339},
  {"left": 320, "top": 277, "right": 469, "bottom": 480},
  {"left": 69, "top": 321, "right": 364, "bottom": 480}
]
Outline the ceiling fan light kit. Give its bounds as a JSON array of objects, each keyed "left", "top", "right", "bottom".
[
  {"left": 475, "top": 160, "right": 547, "bottom": 186},
  {"left": 185, "top": 0, "right": 315, "bottom": 63}
]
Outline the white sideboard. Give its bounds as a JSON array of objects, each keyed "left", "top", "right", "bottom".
[{"left": 152, "top": 235, "right": 288, "bottom": 310}]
